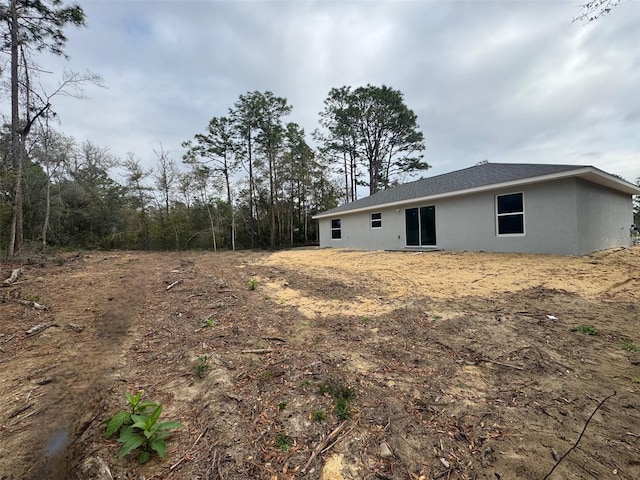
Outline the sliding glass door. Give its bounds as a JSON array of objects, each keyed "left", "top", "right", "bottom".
[{"left": 405, "top": 206, "right": 436, "bottom": 246}]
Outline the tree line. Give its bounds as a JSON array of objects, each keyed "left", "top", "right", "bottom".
[
  {"left": 0, "top": 1, "right": 429, "bottom": 255},
  {"left": 2, "top": 0, "right": 637, "bottom": 255}
]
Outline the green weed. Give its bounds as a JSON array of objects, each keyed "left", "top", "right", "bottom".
[
  {"left": 622, "top": 342, "right": 640, "bottom": 352},
  {"left": 317, "top": 379, "right": 356, "bottom": 420},
  {"left": 572, "top": 325, "right": 598, "bottom": 335},
  {"left": 275, "top": 433, "right": 293, "bottom": 451},
  {"left": 278, "top": 401, "right": 287, "bottom": 411},
  {"left": 248, "top": 279, "right": 258, "bottom": 290},
  {"left": 104, "top": 393, "right": 181, "bottom": 464},
  {"left": 196, "top": 356, "right": 209, "bottom": 378},
  {"left": 632, "top": 377, "right": 640, "bottom": 384},
  {"left": 117, "top": 404, "right": 182, "bottom": 463},
  {"left": 201, "top": 316, "right": 217, "bottom": 328},
  {"left": 311, "top": 409, "right": 326, "bottom": 422}
]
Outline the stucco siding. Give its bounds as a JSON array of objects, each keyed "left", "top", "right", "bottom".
[
  {"left": 431, "top": 178, "right": 579, "bottom": 254},
  {"left": 576, "top": 179, "right": 633, "bottom": 254},
  {"left": 318, "top": 206, "right": 407, "bottom": 250},
  {"left": 318, "top": 178, "right": 633, "bottom": 255}
]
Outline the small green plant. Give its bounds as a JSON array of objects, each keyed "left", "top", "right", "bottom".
[
  {"left": 117, "top": 403, "right": 182, "bottom": 463},
  {"left": 622, "top": 342, "right": 640, "bottom": 352},
  {"left": 104, "top": 392, "right": 159, "bottom": 439},
  {"left": 572, "top": 325, "right": 598, "bottom": 335},
  {"left": 196, "top": 356, "right": 209, "bottom": 378},
  {"left": 263, "top": 295, "right": 271, "bottom": 300},
  {"left": 631, "top": 377, "right": 640, "bottom": 384},
  {"left": 311, "top": 409, "right": 326, "bottom": 422},
  {"left": 279, "top": 298, "right": 286, "bottom": 305},
  {"left": 275, "top": 433, "right": 293, "bottom": 451},
  {"left": 278, "top": 401, "right": 287, "bottom": 411},
  {"left": 361, "top": 316, "right": 371, "bottom": 324},
  {"left": 201, "top": 316, "right": 217, "bottom": 328},
  {"left": 432, "top": 313, "right": 443, "bottom": 320},
  {"left": 318, "top": 379, "right": 356, "bottom": 420},
  {"left": 248, "top": 278, "right": 258, "bottom": 290},
  {"left": 104, "top": 392, "right": 181, "bottom": 463}
]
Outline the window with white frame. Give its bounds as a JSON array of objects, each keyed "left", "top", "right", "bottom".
[
  {"left": 496, "top": 192, "right": 524, "bottom": 235},
  {"left": 371, "top": 212, "right": 382, "bottom": 229},
  {"left": 331, "top": 219, "right": 342, "bottom": 239}
]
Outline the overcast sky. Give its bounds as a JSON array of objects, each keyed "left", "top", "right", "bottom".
[{"left": 20, "top": 0, "right": 640, "bottom": 187}]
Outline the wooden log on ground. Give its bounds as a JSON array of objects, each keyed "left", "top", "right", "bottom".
[{"left": 2, "top": 268, "right": 23, "bottom": 286}]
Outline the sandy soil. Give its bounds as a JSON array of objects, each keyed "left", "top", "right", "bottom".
[{"left": 0, "top": 247, "right": 638, "bottom": 480}]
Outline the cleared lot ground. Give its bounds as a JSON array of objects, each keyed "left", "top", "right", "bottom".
[{"left": 0, "top": 247, "right": 639, "bottom": 479}]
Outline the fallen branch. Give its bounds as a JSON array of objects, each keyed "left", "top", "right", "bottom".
[
  {"left": 481, "top": 358, "right": 524, "bottom": 371},
  {"left": 261, "top": 336, "right": 286, "bottom": 343},
  {"left": 166, "top": 279, "right": 183, "bottom": 291},
  {"left": 241, "top": 349, "right": 273, "bottom": 354},
  {"left": 541, "top": 391, "right": 616, "bottom": 479},
  {"left": 18, "top": 300, "right": 48, "bottom": 310},
  {"left": 2, "top": 268, "right": 23, "bottom": 286},
  {"left": 25, "top": 322, "right": 58, "bottom": 337},
  {"left": 302, "top": 420, "right": 348, "bottom": 472}
]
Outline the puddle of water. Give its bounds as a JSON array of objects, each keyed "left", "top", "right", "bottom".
[{"left": 45, "top": 428, "right": 69, "bottom": 456}]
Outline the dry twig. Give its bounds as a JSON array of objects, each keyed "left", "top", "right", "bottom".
[
  {"left": 541, "top": 391, "right": 616, "bottom": 479},
  {"left": 481, "top": 357, "right": 524, "bottom": 371},
  {"left": 302, "top": 420, "right": 348, "bottom": 472}
]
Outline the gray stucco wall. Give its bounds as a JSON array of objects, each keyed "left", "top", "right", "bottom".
[
  {"left": 318, "top": 178, "right": 634, "bottom": 255},
  {"left": 576, "top": 179, "right": 633, "bottom": 255}
]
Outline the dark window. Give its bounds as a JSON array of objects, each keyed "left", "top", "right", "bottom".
[
  {"left": 371, "top": 212, "right": 382, "bottom": 228},
  {"left": 331, "top": 219, "right": 341, "bottom": 239},
  {"left": 496, "top": 193, "right": 524, "bottom": 235}
]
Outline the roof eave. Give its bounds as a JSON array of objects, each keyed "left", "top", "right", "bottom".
[{"left": 313, "top": 167, "right": 640, "bottom": 219}]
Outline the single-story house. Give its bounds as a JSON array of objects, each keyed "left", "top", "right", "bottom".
[{"left": 314, "top": 163, "right": 640, "bottom": 256}]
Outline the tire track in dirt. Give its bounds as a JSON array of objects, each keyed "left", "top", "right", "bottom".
[{"left": 0, "top": 254, "right": 153, "bottom": 480}]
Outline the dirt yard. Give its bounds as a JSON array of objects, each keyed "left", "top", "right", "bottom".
[{"left": 0, "top": 247, "right": 639, "bottom": 480}]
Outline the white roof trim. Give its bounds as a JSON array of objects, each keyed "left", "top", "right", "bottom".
[{"left": 313, "top": 166, "right": 640, "bottom": 219}]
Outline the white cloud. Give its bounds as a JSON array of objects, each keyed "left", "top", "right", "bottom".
[{"left": 3, "top": 0, "right": 639, "bottom": 184}]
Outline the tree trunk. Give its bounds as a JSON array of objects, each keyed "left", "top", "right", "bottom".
[
  {"left": 8, "top": 0, "right": 21, "bottom": 257},
  {"left": 269, "top": 149, "right": 276, "bottom": 250},
  {"left": 248, "top": 135, "right": 255, "bottom": 249},
  {"left": 42, "top": 171, "right": 51, "bottom": 248},
  {"left": 224, "top": 167, "right": 235, "bottom": 251}
]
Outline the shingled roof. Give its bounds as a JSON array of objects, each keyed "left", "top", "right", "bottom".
[{"left": 314, "top": 163, "right": 639, "bottom": 218}]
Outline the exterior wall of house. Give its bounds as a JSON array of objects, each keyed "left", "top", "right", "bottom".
[
  {"left": 434, "top": 178, "right": 579, "bottom": 254},
  {"left": 318, "top": 205, "right": 408, "bottom": 250},
  {"left": 576, "top": 179, "right": 633, "bottom": 255},
  {"left": 318, "top": 178, "right": 634, "bottom": 255}
]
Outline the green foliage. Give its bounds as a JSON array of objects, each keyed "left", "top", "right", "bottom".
[
  {"left": 201, "top": 316, "right": 217, "bottom": 328},
  {"left": 623, "top": 342, "right": 640, "bottom": 352},
  {"left": 311, "top": 409, "right": 326, "bottom": 422},
  {"left": 104, "top": 393, "right": 181, "bottom": 464},
  {"left": 275, "top": 433, "right": 293, "bottom": 451},
  {"left": 196, "top": 356, "right": 209, "bottom": 378},
  {"left": 248, "top": 278, "right": 258, "bottom": 290},
  {"left": 277, "top": 401, "right": 287, "bottom": 411},
  {"left": 103, "top": 391, "right": 159, "bottom": 440},
  {"left": 318, "top": 84, "right": 427, "bottom": 196},
  {"left": 572, "top": 325, "right": 598, "bottom": 335},
  {"left": 317, "top": 379, "right": 356, "bottom": 420}
]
